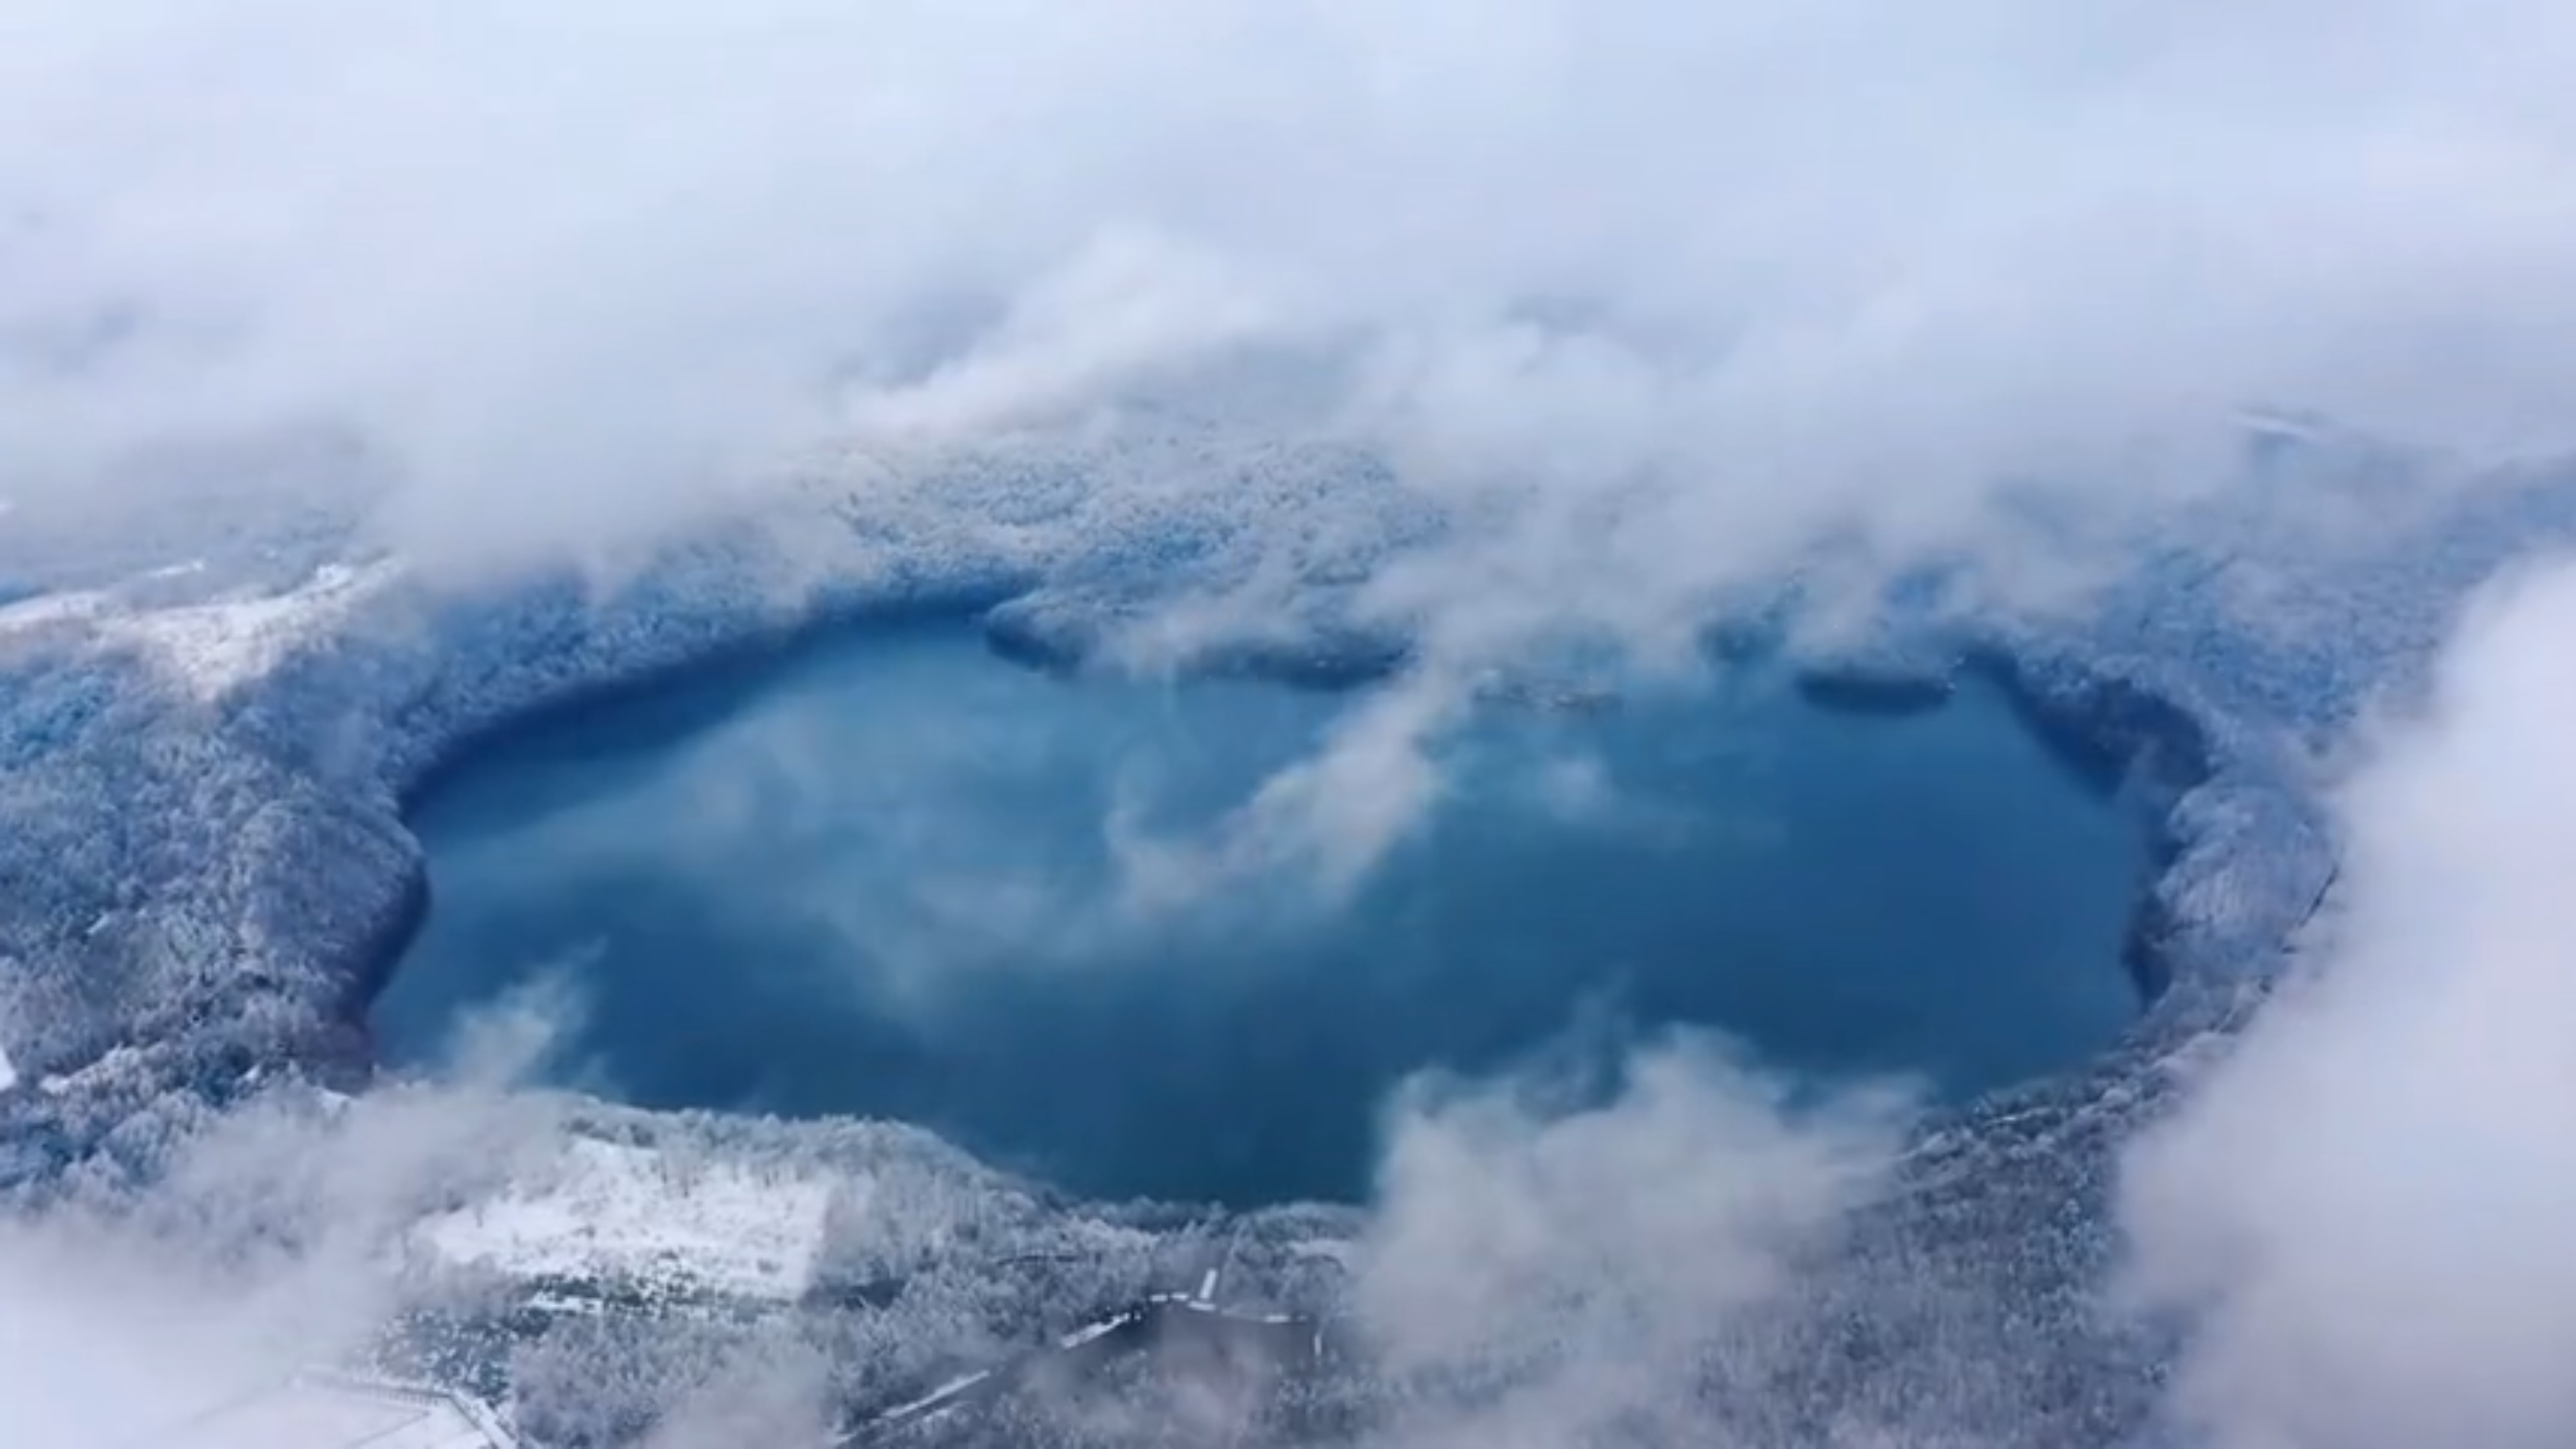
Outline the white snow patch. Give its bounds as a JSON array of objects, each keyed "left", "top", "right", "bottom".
[
  {"left": 32, "top": 1042, "right": 145, "bottom": 1098},
  {"left": 0, "top": 559, "right": 399, "bottom": 698},
  {"left": 103, "top": 561, "right": 400, "bottom": 700},
  {"left": 520, "top": 1292, "right": 609, "bottom": 1318},
  {"left": 413, "top": 1137, "right": 830, "bottom": 1300},
  {"left": 875, "top": 1369, "right": 994, "bottom": 1423},
  {"left": 0, "top": 586, "right": 110, "bottom": 637},
  {"left": 1288, "top": 1238, "right": 1358, "bottom": 1269},
  {"left": 0, "top": 1040, "right": 15, "bottom": 1093},
  {"left": 1058, "top": 1311, "right": 1143, "bottom": 1350}
]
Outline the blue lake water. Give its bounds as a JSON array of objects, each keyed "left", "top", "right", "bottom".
[{"left": 376, "top": 622, "right": 2151, "bottom": 1207}]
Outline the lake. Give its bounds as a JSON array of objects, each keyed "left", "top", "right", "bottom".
[{"left": 376, "top": 621, "right": 2151, "bottom": 1206}]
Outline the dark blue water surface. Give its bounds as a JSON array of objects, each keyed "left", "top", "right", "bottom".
[{"left": 378, "top": 623, "right": 2151, "bottom": 1206}]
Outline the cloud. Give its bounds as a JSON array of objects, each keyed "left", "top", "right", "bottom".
[
  {"left": 0, "top": 982, "right": 584, "bottom": 1448},
  {"left": 1350, "top": 1034, "right": 1913, "bottom": 1445},
  {"left": 0, "top": 1014, "right": 1912, "bottom": 1447},
  {"left": 2119, "top": 557, "right": 2576, "bottom": 1448},
  {"left": 0, "top": 1218, "right": 305, "bottom": 1449},
  {"left": 1106, "top": 670, "right": 1468, "bottom": 907},
  {"left": 13, "top": 0, "right": 2574, "bottom": 892},
  {"left": 635, "top": 1342, "right": 835, "bottom": 1449},
  {"left": 0, "top": 1077, "right": 565, "bottom": 1447},
  {"left": 4, "top": 0, "right": 2573, "bottom": 603}
]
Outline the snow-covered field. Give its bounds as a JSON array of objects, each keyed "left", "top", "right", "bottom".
[{"left": 415, "top": 1137, "right": 835, "bottom": 1303}]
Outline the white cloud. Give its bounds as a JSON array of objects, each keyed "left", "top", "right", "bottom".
[
  {"left": 2121, "top": 558, "right": 2576, "bottom": 1449},
  {"left": 0, "top": 1077, "right": 562, "bottom": 1448},
  {"left": 1351, "top": 1035, "right": 1913, "bottom": 1445},
  {"left": 4, "top": 0, "right": 2573, "bottom": 605},
  {"left": 15, "top": 0, "right": 2575, "bottom": 896}
]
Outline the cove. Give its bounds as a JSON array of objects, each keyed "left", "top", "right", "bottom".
[{"left": 374, "top": 620, "right": 2153, "bottom": 1208}]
